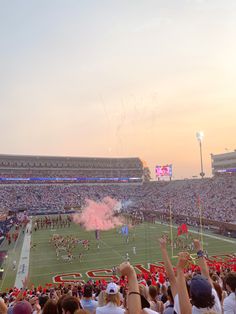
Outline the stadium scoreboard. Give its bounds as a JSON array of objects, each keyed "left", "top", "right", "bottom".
[{"left": 155, "top": 165, "right": 172, "bottom": 178}]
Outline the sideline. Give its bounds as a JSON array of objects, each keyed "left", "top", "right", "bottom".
[
  {"left": 156, "top": 221, "right": 236, "bottom": 244},
  {"left": 14, "top": 219, "right": 32, "bottom": 288},
  {"left": 0, "top": 228, "right": 23, "bottom": 290}
]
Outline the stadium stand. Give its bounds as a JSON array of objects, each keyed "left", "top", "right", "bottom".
[
  {"left": 0, "top": 154, "right": 143, "bottom": 183},
  {"left": 0, "top": 156, "right": 235, "bottom": 313},
  {"left": 0, "top": 175, "right": 235, "bottom": 223},
  {"left": 211, "top": 150, "right": 236, "bottom": 175}
]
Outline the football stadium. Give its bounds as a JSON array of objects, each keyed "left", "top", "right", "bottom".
[
  {"left": 0, "top": 154, "right": 235, "bottom": 313},
  {"left": 1, "top": 1, "right": 236, "bottom": 313}
]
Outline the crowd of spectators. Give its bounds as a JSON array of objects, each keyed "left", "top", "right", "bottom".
[
  {"left": 0, "top": 216, "right": 19, "bottom": 245},
  {"left": 0, "top": 239, "right": 235, "bottom": 314},
  {"left": 0, "top": 175, "right": 235, "bottom": 223},
  {"left": 0, "top": 169, "right": 142, "bottom": 180}
]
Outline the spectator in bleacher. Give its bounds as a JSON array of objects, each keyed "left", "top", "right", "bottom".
[
  {"left": 97, "top": 291, "right": 106, "bottom": 307},
  {"left": 12, "top": 300, "right": 32, "bottom": 314},
  {"left": 42, "top": 299, "right": 57, "bottom": 314},
  {"left": 61, "top": 296, "right": 81, "bottom": 314},
  {"left": 57, "top": 295, "right": 67, "bottom": 314},
  {"left": 163, "top": 286, "right": 175, "bottom": 314},
  {"left": 38, "top": 294, "right": 49, "bottom": 312},
  {"left": 80, "top": 285, "right": 98, "bottom": 313},
  {"left": 96, "top": 282, "right": 124, "bottom": 314},
  {"left": 148, "top": 285, "right": 164, "bottom": 313},
  {"left": 223, "top": 272, "right": 236, "bottom": 314}
]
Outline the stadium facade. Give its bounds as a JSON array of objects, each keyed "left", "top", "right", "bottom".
[
  {"left": 0, "top": 154, "right": 143, "bottom": 183},
  {"left": 211, "top": 150, "right": 236, "bottom": 175}
]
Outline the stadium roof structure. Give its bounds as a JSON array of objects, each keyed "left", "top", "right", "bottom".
[{"left": 0, "top": 154, "right": 143, "bottom": 184}]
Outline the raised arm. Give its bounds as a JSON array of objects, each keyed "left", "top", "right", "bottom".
[
  {"left": 176, "top": 252, "right": 192, "bottom": 314},
  {"left": 0, "top": 298, "right": 7, "bottom": 314},
  {"left": 118, "top": 261, "right": 141, "bottom": 314},
  {"left": 194, "top": 239, "right": 212, "bottom": 285},
  {"left": 159, "top": 237, "right": 177, "bottom": 297}
]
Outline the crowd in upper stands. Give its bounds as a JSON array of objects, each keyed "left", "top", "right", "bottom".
[
  {"left": 0, "top": 175, "right": 235, "bottom": 223},
  {"left": 0, "top": 239, "right": 235, "bottom": 314}
]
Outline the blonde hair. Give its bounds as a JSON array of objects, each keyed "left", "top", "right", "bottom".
[
  {"left": 105, "top": 293, "right": 120, "bottom": 306},
  {"left": 98, "top": 290, "right": 106, "bottom": 307}
]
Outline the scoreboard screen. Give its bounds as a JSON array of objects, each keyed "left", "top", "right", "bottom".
[{"left": 155, "top": 165, "right": 172, "bottom": 177}]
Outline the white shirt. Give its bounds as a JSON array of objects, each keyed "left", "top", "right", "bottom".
[
  {"left": 143, "top": 307, "right": 160, "bottom": 314},
  {"left": 96, "top": 302, "right": 125, "bottom": 314},
  {"left": 174, "top": 288, "right": 222, "bottom": 314},
  {"left": 223, "top": 292, "right": 236, "bottom": 314}
]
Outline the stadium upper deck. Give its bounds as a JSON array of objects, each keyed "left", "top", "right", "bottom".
[
  {"left": 0, "top": 154, "right": 143, "bottom": 183},
  {"left": 211, "top": 150, "right": 236, "bottom": 175}
]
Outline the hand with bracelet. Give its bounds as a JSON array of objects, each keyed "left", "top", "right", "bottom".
[
  {"left": 193, "top": 239, "right": 205, "bottom": 258},
  {"left": 193, "top": 239, "right": 212, "bottom": 285},
  {"left": 118, "top": 262, "right": 141, "bottom": 314}
]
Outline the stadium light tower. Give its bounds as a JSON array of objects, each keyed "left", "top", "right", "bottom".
[{"left": 196, "top": 131, "right": 205, "bottom": 179}]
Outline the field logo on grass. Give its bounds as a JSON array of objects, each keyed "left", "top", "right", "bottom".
[
  {"left": 53, "top": 273, "right": 84, "bottom": 284},
  {"left": 52, "top": 263, "right": 168, "bottom": 283},
  {"left": 86, "top": 269, "right": 119, "bottom": 280},
  {"left": 52, "top": 254, "right": 236, "bottom": 284}
]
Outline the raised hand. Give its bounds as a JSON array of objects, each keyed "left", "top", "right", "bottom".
[
  {"left": 177, "top": 252, "right": 191, "bottom": 270},
  {"left": 118, "top": 261, "right": 135, "bottom": 277},
  {"left": 193, "top": 239, "right": 202, "bottom": 251},
  {"left": 159, "top": 236, "right": 167, "bottom": 249}
]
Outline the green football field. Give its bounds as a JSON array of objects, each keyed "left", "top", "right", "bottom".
[{"left": 0, "top": 217, "right": 235, "bottom": 291}]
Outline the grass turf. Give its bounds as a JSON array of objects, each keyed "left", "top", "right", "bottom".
[{"left": 0, "top": 217, "right": 235, "bottom": 291}]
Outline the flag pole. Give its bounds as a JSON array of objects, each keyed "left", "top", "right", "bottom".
[
  {"left": 169, "top": 202, "right": 174, "bottom": 258},
  {"left": 198, "top": 196, "right": 204, "bottom": 249}
]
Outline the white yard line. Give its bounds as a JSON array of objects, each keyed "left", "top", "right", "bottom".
[
  {"left": 156, "top": 222, "right": 236, "bottom": 244},
  {"left": 14, "top": 219, "right": 32, "bottom": 289}
]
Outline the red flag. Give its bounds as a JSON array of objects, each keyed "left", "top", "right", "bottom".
[
  {"left": 177, "top": 226, "right": 182, "bottom": 236},
  {"left": 178, "top": 224, "right": 188, "bottom": 236},
  {"left": 151, "top": 277, "right": 156, "bottom": 286},
  {"left": 159, "top": 272, "right": 165, "bottom": 284},
  {"left": 182, "top": 224, "right": 188, "bottom": 234},
  {"left": 150, "top": 265, "right": 158, "bottom": 274},
  {"left": 142, "top": 272, "right": 149, "bottom": 281}
]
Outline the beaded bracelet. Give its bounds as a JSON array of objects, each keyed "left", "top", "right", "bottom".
[{"left": 128, "top": 291, "right": 141, "bottom": 296}]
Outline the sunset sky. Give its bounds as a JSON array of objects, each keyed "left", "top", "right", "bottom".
[{"left": 0, "top": 0, "right": 236, "bottom": 179}]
